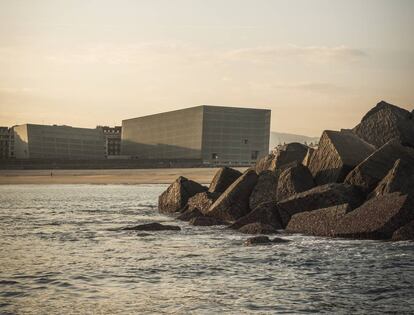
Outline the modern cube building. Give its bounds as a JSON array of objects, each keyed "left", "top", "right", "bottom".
[
  {"left": 121, "top": 105, "right": 271, "bottom": 165},
  {"left": 12, "top": 124, "right": 105, "bottom": 159}
]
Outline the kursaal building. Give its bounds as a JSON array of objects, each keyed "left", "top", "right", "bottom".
[{"left": 121, "top": 105, "right": 271, "bottom": 165}]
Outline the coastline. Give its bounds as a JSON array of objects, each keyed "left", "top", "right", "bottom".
[{"left": 0, "top": 167, "right": 248, "bottom": 185}]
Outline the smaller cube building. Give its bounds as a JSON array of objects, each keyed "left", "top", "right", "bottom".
[{"left": 12, "top": 124, "right": 106, "bottom": 159}]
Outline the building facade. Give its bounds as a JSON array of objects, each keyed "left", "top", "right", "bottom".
[
  {"left": 0, "top": 127, "right": 10, "bottom": 159},
  {"left": 97, "top": 126, "right": 122, "bottom": 157},
  {"left": 121, "top": 105, "right": 271, "bottom": 165},
  {"left": 12, "top": 124, "right": 106, "bottom": 159}
]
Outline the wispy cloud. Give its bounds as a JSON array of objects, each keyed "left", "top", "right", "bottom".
[
  {"left": 42, "top": 42, "right": 367, "bottom": 66},
  {"left": 224, "top": 45, "right": 367, "bottom": 63}
]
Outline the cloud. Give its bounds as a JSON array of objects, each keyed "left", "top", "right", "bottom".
[
  {"left": 42, "top": 42, "right": 366, "bottom": 66},
  {"left": 45, "top": 42, "right": 200, "bottom": 65},
  {"left": 224, "top": 45, "right": 367, "bottom": 64},
  {"left": 273, "top": 82, "right": 347, "bottom": 94}
]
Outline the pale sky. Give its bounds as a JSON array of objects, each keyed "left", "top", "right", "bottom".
[{"left": 0, "top": 0, "right": 413, "bottom": 136}]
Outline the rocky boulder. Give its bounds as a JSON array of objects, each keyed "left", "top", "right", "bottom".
[
  {"left": 392, "top": 220, "right": 414, "bottom": 241},
  {"left": 334, "top": 193, "right": 414, "bottom": 240},
  {"left": 249, "top": 170, "right": 279, "bottom": 210},
  {"left": 353, "top": 100, "right": 414, "bottom": 148},
  {"left": 208, "top": 167, "right": 242, "bottom": 194},
  {"left": 158, "top": 176, "right": 207, "bottom": 214},
  {"left": 244, "top": 236, "right": 289, "bottom": 246},
  {"left": 122, "top": 222, "right": 181, "bottom": 231},
  {"left": 277, "top": 183, "right": 364, "bottom": 227},
  {"left": 255, "top": 142, "right": 308, "bottom": 173},
  {"left": 206, "top": 169, "right": 258, "bottom": 221},
  {"left": 189, "top": 216, "right": 227, "bottom": 226},
  {"left": 286, "top": 204, "right": 351, "bottom": 237},
  {"left": 238, "top": 223, "right": 279, "bottom": 234},
  {"left": 345, "top": 140, "right": 414, "bottom": 194},
  {"left": 370, "top": 159, "right": 414, "bottom": 198},
  {"left": 308, "top": 130, "right": 375, "bottom": 185},
  {"left": 276, "top": 163, "right": 315, "bottom": 201},
  {"left": 229, "top": 201, "right": 283, "bottom": 230},
  {"left": 177, "top": 208, "right": 204, "bottom": 221}
]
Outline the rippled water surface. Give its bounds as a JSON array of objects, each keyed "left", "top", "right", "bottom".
[{"left": 1, "top": 185, "right": 413, "bottom": 314}]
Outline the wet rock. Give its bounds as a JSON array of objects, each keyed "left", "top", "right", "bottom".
[
  {"left": 345, "top": 140, "right": 414, "bottom": 194},
  {"left": 158, "top": 176, "right": 207, "bottom": 214},
  {"left": 238, "top": 222, "right": 279, "bottom": 234},
  {"left": 244, "top": 236, "right": 290, "bottom": 246},
  {"left": 209, "top": 167, "right": 242, "bottom": 194},
  {"left": 176, "top": 208, "right": 204, "bottom": 221},
  {"left": 136, "top": 233, "right": 152, "bottom": 237},
  {"left": 229, "top": 201, "right": 283, "bottom": 230},
  {"left": 249, "top": 170, "right": 279, "bottom": 210},
  {"left": 308, "top": 130, "right": 375, "bottom": 185},
  {"left": 189, "top": 216, "right": 227, "bottom": 226},
  {"left": 255, "top": 143, "right": 308, "bottom": 173},
  {"left": 392, "top": 220, "right": 414, "bottom": 241},
  {"left": 244, "top": 236, "right": 272, "bottom": 245},
  {"left": 122, "top": 222, "right": 181, "bottom": 231},
  {"left": 302, "top": 147, "right": 315, "bottom": 167},
  {"left": 370, "top": 159, "right": 414, "bottom": 198},
  {"left": 334, "top": 193, "right": 414, "bottom": 240},
  {"left": 353, "top": 100, "right": 414, "bottom": 148},
  {"left": 286, "top": 204, "right": 351, "bottom": 237},
  {"left": 276, "top": 163, "right": 315, "bottom": 201},
  {"left": 277, "top": 183, "right": 364, "bottom": 228},
  {"left": 207, "top": 169, "right": 258, "bottom": 221}
]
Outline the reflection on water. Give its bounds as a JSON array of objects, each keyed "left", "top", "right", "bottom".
[{"left": 1, "top": 185, "right": 413, "bottom": 314}]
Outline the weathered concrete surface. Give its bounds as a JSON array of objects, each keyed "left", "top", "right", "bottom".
[
  {"left": 334, "top": 193, "right": 414, "bottom": 240},
  {"left": 122, "top": 222, "right": 181, "bottom": 231},
  {"left": 255, "top": 153, "right": 276, "bottom": 174},
  {"left": 392, "top": 220, "right": 414, "bottom": 241},
  {"left": 255, "top": 143, "right": 308, "bottom": 173},
  {"left": 158, "top": 176, "right": 207, "bottom": 213},
  {"left": 189, "top": 216, "right": 227, "bottom": 226},
  {"left": 238, "top": 222, "right": 279, "bottom": 234},
  {"left": 308, "top": 130, "right": 375, "bottom": 185},
  {"left": 185, "top": 191, "right": 220, "bottom": 214},
  {"left": 286, "top": 204, "right": 351, "bottom": 237},
  {"left": 249, "top": 170, "right": 279, "bottom": 210},
  {"left": 229, "top": 201, "right": 283, "bottom": 230},
  {"left": 277, "top": 183, "right": 364, "bottom": 228},
  {"left": 302, "top": 147, "right": 315, "bottom": 167},
  {"left": 370, "top": 159, "right": 414, "bottom": 198},
  {"left": 208, "top": 167, "right": 242, "bottom": 194},
  {"left": 353, "top": 100, "right": 414, "bottom": 148},
  {"left": 207, "top": 169, "right": 258, "bottom": 221},
  {"left": 345, "top": 140, "right": 414, "bottom": 194},
  {"left": 276, "top": 163, "right": 315, "bottom": 201}
]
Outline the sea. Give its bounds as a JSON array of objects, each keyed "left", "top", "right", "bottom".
[{"left": 1, "top": 184, "right": 413, "bottom": 314}]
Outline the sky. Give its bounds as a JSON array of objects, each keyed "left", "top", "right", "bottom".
[{"left": 0, "top": 0, "right": 413, "bottom": 136}]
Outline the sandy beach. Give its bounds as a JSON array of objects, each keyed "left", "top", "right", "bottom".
[{"left": 0, "top": 168, "right": 247, "bottom": 185}]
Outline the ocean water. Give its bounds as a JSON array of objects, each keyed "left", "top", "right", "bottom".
[{"left": 0, "top": 184, "right": 413, "bottom": 314}]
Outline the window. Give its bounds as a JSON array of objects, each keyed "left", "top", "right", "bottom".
[
  {"left": 251, "top": 150, "right": 259, "bottom": 160},
  {"left": 243, "top": 139, "right": 248, "bottom": 144},
  {"left": 212, "top": 153, "right": 218, "bottom": 160}
]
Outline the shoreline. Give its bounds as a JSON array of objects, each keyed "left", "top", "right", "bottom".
[{"left": 0, "top": 167, "right": 247, "bottom": 185}]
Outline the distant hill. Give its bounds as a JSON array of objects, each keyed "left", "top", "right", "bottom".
[{"left": 269, "top": 131, "right": 319, "bottom": 149}]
